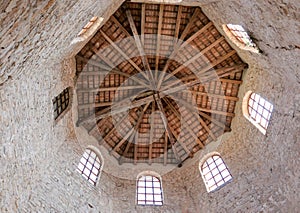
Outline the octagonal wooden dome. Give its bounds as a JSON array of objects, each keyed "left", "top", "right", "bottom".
[{"left": 75, "top": 1, "right": 247, "bottom": 166}]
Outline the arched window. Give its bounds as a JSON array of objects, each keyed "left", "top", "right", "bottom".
[
  {"left": 242, "top": 91, "right": 273, "bottom": 135},
  {"left": 136, "top": 172, "right": 163, "bottom": 206},
  {"left": 200, "top": 153, "right": 232, "bottom": 192},
  {"left": 223, "top": 24, "right": 259, "bottom": 53},
  {"left": 53, "top": 87, "right": 71, "bottom": 121},
  {"left": 76, "top": 148, "right": 102, "bottom": 186}
]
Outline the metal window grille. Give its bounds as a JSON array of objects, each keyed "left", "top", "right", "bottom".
[
  {"left": 137, "top": 175, "right": 163, "bottom": 206},
  {"left": 248, "top": 93, "right": 273, "bottom": 131},
  {"left": 201, "top": 155, "right": 232, "bottom": 192},
  {"left": 53, "top": 88, "right": 70, "bottom": 120},
  {"left": 77, "top": 149, "right": 101, "bottom": 186},
  {"left": 226, "top": 24, "right": 256, "bottom": 47}
]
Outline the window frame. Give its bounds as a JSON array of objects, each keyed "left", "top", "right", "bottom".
[
  {"left": 136, "top": 171, "right": 163, "bottom": 206},
  {"left": 199, "top": 152, "right": 233, "bottom": 193},
  {"left": 222, "top": 24, "right": 259, "bottom": 53},
  {"left": 76, "top": 147, "right": 103, "bottom": 186},
  {"left": 242, "top": 91, "right": 273, "bottom": 135},
  {"left": 53, "top": 87, "right": 72, "bottom": 122}
]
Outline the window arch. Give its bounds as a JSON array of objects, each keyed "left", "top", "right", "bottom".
[
  {"left": 242, "top": 91, "right": 273, "bottom": 135},
  {"left": 136, "top": 171, "right": 163, "bottom": 206},
  {"left": 76, "top": 147, "right": 103, "bottom": 186},
  {"left": 200, "top": 153, "right": 232, "bottom": 192},
  {"left": 223, "top": 24, "right": 259, "bottom": 53}
]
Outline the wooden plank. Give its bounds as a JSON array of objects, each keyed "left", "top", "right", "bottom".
[
  {"left": 91, "top": 47, "right": 149, "bottom": 87},
  {"left": 126, "top": 8, "right": 155, "bottom": 84},
  {"left": 174, "top": 5, "right": 182, "bottom": 39},
  {"left": 78, "top": 93, "right": 154, "bottom": 125},
  {"left": 141, "top": 3, "right": 145, "bottom": 45},
  {"left": 164, "top": 98, "right": 204, "bottom": 148},
  {"left": 134, "top": 132, "right": 138, "bottom": 165},
  {"left": 95, "top": 112, "right": 131, "bottom": 144},
  {"left": 110, "top": 15, "right": 131, "bottom": 37},
  {"left": 185, "top": 90, "right": 239, "bottom": 102},
  {"left": 148, "top": 101, "right": 155, "bottom": 164},
  {"left": 155, "top": 4, "right": 164, "bottom": 80},
  {"left": 76, "top": 55, "right": 111, "bottom": 70},
  {"left": 164, "top": 37, "right": 225, "bottom": 80},
  {"left": 173, "top": 97, "right": 231, "bottom": 132},
  {"left": 155, "top": 93, "right": 181, "bottom": 162},
  {"left": 77, "top": 85, "right": 144, "bottom": 93},
  {"left": 163, "top": 132, "right": 168, "bottom": 166},
  {"left": 99, "top": 30, "right": 149, "bottom": 79},
  {"left": 157, "top": 8, "right": 200, "bottom": 88},
  {"left": 111, "top": 103, "right": 150, "bottom": 153},
  {"left": 161, "top": 64, "right": 245, "bottom": 90},
  {"left": 119, "top": 130, "right": 136, "bottom": 165}
]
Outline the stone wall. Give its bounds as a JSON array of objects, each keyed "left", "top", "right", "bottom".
[{"left": 0, "top": 0, "right": 299, "bottom": 212}]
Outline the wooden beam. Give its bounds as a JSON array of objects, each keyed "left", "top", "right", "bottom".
[
  {"left": 184, "top": 90, "right": 239, "bottom": 102},
  {"left": 161, "top": 64, "right": 245, "bottom": 90},
  {"left": 155, "top": 4, "right": 164, "bottom": 80},
  {"left": 77, "top": 85, "right": 144, "bottom": 94},
  {"left": 161, "top": 60, "right": 244, "bottom": 93},
  {"left": 119, "top": 130, "right": 136, "bottom": 165},
  {"left": 126, "top": 9, "right": 150, "bottom": 71},
  {"left": 96, "top": 111, "right": 132, "bottom": 144},
  {"left": 172, "top": 97, "right": 230, "bottom": 131},
  {"left": 164, "top": 98, "right": 204, "bottom": 148},
  {"left": 141, "top": 3, "right": 145, "bottom": 45},
  {"left": 91, "top": 47, "right": 149, "bottom": 87},
  {"left": 154, "top": 93, "right": 181, "bottom": 162},
  {"left": 157, "top": 8, "right": 201, "bottom": 88},
  {"left": 99, "top": 29, "right": 149, "bottom": 79},
  {"left": 110, "top": 15, "right": 131, "bottom": 37},
  {"left": 148, "top": 101, "right": 155, "bottom": 164},
  {"left": 111, "top": 103, "right": 150, "bottom": 153},
  {"left": 76, "top": 55, "right": 111, "bottom": 70},
  {"left": 174, "top": 6, "right": 182, "bottom": 39},
  {"left": 134, "top": 131, "right": 138, "bottom": 165},
  {"left": 78, "top": 92, "right": 154, "bottom": 125},
  {"left": 163, "top": 37, "right": 225, "bottom": 81},
  {"left": 163, "top": 132, "right": 168, "bottom": 166},
  {"left": 126, "top": 8, "right": 155, "bottom": 85}
]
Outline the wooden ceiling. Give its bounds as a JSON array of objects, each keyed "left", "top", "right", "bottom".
[{"left": 75, "top": 1, "right": 247, "bottom": 166}]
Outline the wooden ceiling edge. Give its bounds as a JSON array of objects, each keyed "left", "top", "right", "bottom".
[{"left": 127, "top": 0, "right": 215, "bottom": 7}]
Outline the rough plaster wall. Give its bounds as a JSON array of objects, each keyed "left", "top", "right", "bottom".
[
  {"left": 0, "top": 0, "right": 299, "bottom": 212},
  {"left": 178, "top": 0, "right": 300, "bottom": 212}
]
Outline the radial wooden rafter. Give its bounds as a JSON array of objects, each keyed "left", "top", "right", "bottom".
[{"left": 75, "top": 2, "right": 247, "bottom": 166}]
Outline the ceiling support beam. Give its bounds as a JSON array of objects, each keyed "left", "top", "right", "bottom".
[
  {"left": 157, "top": 8, "right": 200, "bottom": 88},
  {"left": 154, "top": 93, "right": 181, "bottom": 163},
  {"left": 141, "top": 3, "right": 145, "bottom": 45},
  {"left": 148, "top": 101, "right": 155, "bottom": 165},
  {"left": 126, "top": 8, "right": 155, "bottom": 86},
  {"left": 111, "top": 103, "right": 150, "bottom": 154},
  {"left": 77, "top": 85, "right": 144, "bottom": 94},
  {"left": 162, "top": 37, "right": 225, "bottom": 81},
  {"left": 163, "top": 132, "right": 168, "bottom": 166},
  {"left": 79, "top": 63, "right": 245, "bottom": 125},
  {"left": 174, "top": 5, "right": 182, "bottom": 39},
  {"left": 155, "top": 4, "right": 164, "bottom": 80},
  {"left": 99, "top": 29, "right": 149, "bottom": 80},
  {"left": 91, "top": 47, "right": 149, "bottom": 88},
  {"left": 76, "top": 55, "right": 111, "bottom": 70},
  {"left": 173, "top": 97, "right": 231, "bottom": 132},
  {"left": 161, "top": 62, "right": 245, "bottom": 93},
  {"left": 164, "top": 98, "right": 204, "bottom": 148},
  {"left": 95, "top": 111, "right": 131, "bottom": 145}
]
